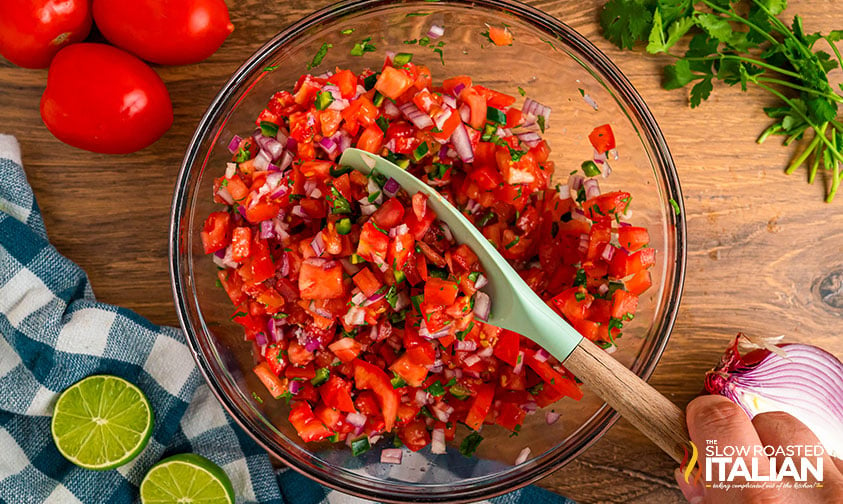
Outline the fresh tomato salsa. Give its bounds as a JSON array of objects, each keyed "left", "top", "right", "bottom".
[{"left": 201, "top": 51, "right": 654, "bottom": 461}]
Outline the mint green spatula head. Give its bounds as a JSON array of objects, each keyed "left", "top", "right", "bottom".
[
  {"left": 338, "top": 148, "right": 692, "bottom": 465},
  {"left": 339, "top": 147, "right": 583, "bottom": 362}
]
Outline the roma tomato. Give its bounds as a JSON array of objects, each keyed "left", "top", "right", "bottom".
[
  {"left": 40, "top": 44, "right": 173, "bottom": 154},
  {"left": 0, "top": 0, "right": 92, "bottom": 68},
  {"left": 92, "top": 0, "right": 234, "bottom": 65}
]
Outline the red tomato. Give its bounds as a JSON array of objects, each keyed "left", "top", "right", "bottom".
[
  {"left": 40, "top": 44, "right": 173, "bottom": 154},
  {"left": 353, "top": 359, "right": 399, "bottom": 432},
  {"left": 588, "top": 124, "right": 616, "bottom": 153},
  {"left": 92, "top": 0, "right": 234, "bottom": 65},
  {"left": 200, "top": 211, "right": 230, "bottom": 254},
  {"left": 0, "top": 0, "right": 92, "bottom": 68},
  {"left": 299, "top": 259, "right": 345, "bottom": 299}
]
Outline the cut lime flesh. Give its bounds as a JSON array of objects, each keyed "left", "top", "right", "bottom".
[
  {"left": 51, "top": 374, "right": 153, "bottom": 470},
  {"left": 140, "top": 453, "right": 235, "bottom": 504}
]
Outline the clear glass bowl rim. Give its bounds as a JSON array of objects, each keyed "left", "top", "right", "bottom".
[{"left": 169, "top": 0, "right": 687, "bottom": 501}]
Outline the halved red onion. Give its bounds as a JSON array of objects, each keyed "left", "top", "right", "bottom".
[
  {"left": 450, "top": 122, "right": 474, "bottom": 163},
  {"left": 472, "top": 291, "right": 490, "bottom": 321},
  {"left": 380, "top": 448, "right": 404, "bottom": 465},
  {"left": 346, "top": 412, "right": 368, "bottom": 428},
  {"left": 428, "top": 24, "right": 445, "bottom": 38},
  {"left": 546, "top": 410, "right": 560, "bottom": 425},
  {"left": 515, "top": 447, "right": 531, "bottom": 465},
  {"left": 430, "top": 428, "right": 446, "bottom": 454},
  {"left": 227, "top": 135, "right": 242, "bottom": 154},
  {"left": 399, "top": 102, "right": 434, "bottom": 130},
  {"left": 584, "top": 178, "right": 601, "bottom": 200}
]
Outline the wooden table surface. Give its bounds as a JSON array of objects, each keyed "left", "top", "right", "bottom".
[{"left": 2, "top": 1, "right": 842, "bottom": 502}]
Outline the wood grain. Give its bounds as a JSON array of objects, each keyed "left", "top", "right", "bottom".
[{"left": 1, "top": 1, "right": 842, "bottom": 502}]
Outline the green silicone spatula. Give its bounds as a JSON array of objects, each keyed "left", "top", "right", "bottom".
[{"left": 340, "top": 148, "right": 690, "bottom": 463}]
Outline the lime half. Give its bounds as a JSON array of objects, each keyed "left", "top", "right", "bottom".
[
  {"left": 140, "top": 453, "right": 235, "bottom": 504},
  {"left": 51, "top": 374, "right": 153, "bottom": 470}
]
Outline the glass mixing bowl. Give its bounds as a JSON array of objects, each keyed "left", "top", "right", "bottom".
[{"left": 169, "top": 0, "right": 686, "bottom": 501}]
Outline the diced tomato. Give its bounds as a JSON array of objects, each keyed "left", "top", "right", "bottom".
[
  {"left": 459, "top": 87, "right": 487, "bottom": 130},
  {"left": 388, "top": 233, "right": 414, "bottom": 271},
  {"left": 588, "top": 124, "right": 615, "bottom": 153},
  {"left": 389, "top": 345, "right": 432, "bottom": 387},
  {"left": 398, "top": 418, "right": 431, "bottom": 452},
  {"left": 289, "top": 401, "right": 333, "bottom": 442},
  {"left": 609, "top": 247, "right": 656, "bottom": 278},
  {"left": 624, "top": 269, "right": 652, "bottom": 296},
  {"left": 357, "top": 124, "right": 384, "bottom": 153},
  {"left": 329, "top": 337, "right": 363, "bottom": 363},
  {"left": 201, "top": 211, "right": 230, "bottom": 254},
  {"left": 493, "top": 329, "right": 520, "bottom": 368},
  {"left": 254, "top": 362, "right": 287, "bottom": 399},
  {"left": 353, "top": 359, "right": 399, "bottom": 432},
  {"left": 375, "top": 66, "right": 414, "bottom": 100},
  {"left": 230, "top": 227, "right": 252, "bottom": 261},
  {"left": 357, "top": 222, "right": 389, "bottom": 261},
  {"left": 474, "top": 85, "right": 516, "bottom": 108},
  {"left": 464, "top": 383, "right": 495, "bottom": 431},
  {"left": 371, "top": 197, "right": 405, "bottom": 230},
  {"left": 486, "top": 25, "right": 513, "bottom": 46},
  {"left": 495, "top": 402, "right": 526, "bottom": 431},
  {"left": 424, "top": 277, "right": 459, "bottom": 306},
  {"left": 352, "top": 268, "right": 382, "bottom": 298},
  {"left": 328, "top": 69, "right": 357, "bottom": 99},
  {"left": 442, "top": 75, "right": 472, "bottom": 95},
  {"left": 611, "top": 289, "right": 638, "bottom": 320},
  {"left": 321, "top": 375, "right": 357, "bottom": 413},
  {"left": 299, "top": 258, "right": 345, "bottom": 299},
  {"left": 551, "top": 287, "right": 593, "bottom": 321},
  {"left": 618, "top": 226, "right": 650, "bottom": 251},
  {"left": 583, "top": 191, "right": 631, "bottom": 222}
]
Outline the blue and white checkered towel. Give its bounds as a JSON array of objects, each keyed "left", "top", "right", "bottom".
[{"left": 0, "top": 134, "right": 575, "bottom": 504}]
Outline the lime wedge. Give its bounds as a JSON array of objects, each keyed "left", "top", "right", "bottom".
[
  {"left": 51, "top": 374, "right": 153, "bottom": 470},
  {"left": 140, "top": 453, "right": 235, "bottom": 504}
]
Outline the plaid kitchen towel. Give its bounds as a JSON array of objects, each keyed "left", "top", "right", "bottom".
[{"left": 0, "top": 134, "right": 575, "bottom": 504}]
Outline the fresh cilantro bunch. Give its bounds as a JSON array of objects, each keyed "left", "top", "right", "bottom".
[{"left": 600, "top": 0, "right": 843, "bottom": 202}]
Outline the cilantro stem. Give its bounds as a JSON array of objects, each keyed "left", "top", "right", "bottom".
[
  {"left": 751, "top": 0, "right": 815, "bottom": 61},
  {"left": 824, "top": 36, "right": 843, "bottom": 72},
  {"left": 786, "top": 130, "right": 822, "bottom": 174},
  {"left": 813, "top": 125, "right": 830, "bottom": 184},
  {"left": 755, "top": 76, "right": 843, "bottom": 103},
  {"left": 675, "top": 54, "right": 802, "bottom": 80},
  {"left": 757, "top": 81, "right": 843, "bottom": 165},
  {"left": 829, "top": 150, "right": 842, "bottom": 202}
]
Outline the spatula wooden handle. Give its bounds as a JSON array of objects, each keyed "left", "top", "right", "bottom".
[{"left": 563, "top": 337, "right": 690, "bottom": 463}]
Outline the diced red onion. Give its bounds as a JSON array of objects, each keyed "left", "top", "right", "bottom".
[
  {"left": 270, "top": 184, "right": 289, "bottom": 200},
  {"left": 304, "top": 336, "right": 322, "bottom": 352},
  {"left": 257, "top": 135, "right": 285, "bottom": 161},
  {"left": 571, "top": 209, "right": 588, "bottom": 223},
  {"left": 383, "top": 100, "right": 400, "bottom": 118},
  {"left": 260, "top": 220, "right": 274, "bottom": 239},
  {"left": 286, "top": 137, "right": 297, "bottom": 151},
  {"left": 593, "top": 149, "right": 607, "bottom": 165},
  {"left": 216, "top": 187, "right": 234, "bottom": 205},
  {"left": 477, "top": 346, "right": 494, "bottom": 358},
  {"left": 609, "top": 147, "right": 619, "bottom": 160},
  {"left": 450, "top": 122, "right": 474, "bottom": 164},
  {"left": 343, "top": 306, "right": 366, "bottom": 326},
  {"left": 523, "top": 97, "right": 551, "bottom": 125},
  {"left": 472, "top": 291, "right": 490, "bottom": 321},
  {"left": 515, "top": 447, "right": 531, "bottom": 465},
  {"left": 237, "top": 205, "right": 247, "bottom": 219},
  {"left": 582, "top": 93, "right": 598, "bottom": 111},
  {"left": 602, "top": 160, "right": 613, "bottom": 179},
  {"left": 311, "top": 233, "right": 326, "bottom": 256},
  {"left": 601, "top": 244, "right": 616, "bottom": 262},
  {"left": 380, "top": 448, "right": 404, "bottom": 464},
  {"left": 516, "top": 130, "right": 542, "bottom": 148},
  {"left": 389, "top": 223, "right": 409, "bottom": 238},
  {"left": 431, "top": 402, "right": 454, "bottom": 423},
  {"left": 584, "top": 178, "right": 601, "bottom": 200},
  {"left": 442, "top": 95, "right": 456, "bottom": 109},
  {"left": 225, "top": 162, "right": 237, "bottom": 178},
  {"left": 266, "top": 319, "right": 281, "bottom": 342},
  {"left": 275, "top": 127, "right": 289, "bottom": 146},
  {"left": 597, "top": 283, "right": 609, "bottom": 296},
  {"left": 253, "top": 150, "right": 271, "bottom": 171},
  {"left": 432, "top": 107, "right": 453, "bottom": 130},
  {"left": 351, "top": 289, "right": 367, "bottom": 306},
  {"left": 346, "top": 412, "right": 368, "bottom": 428},
  {"left": 365, "top": 291, "right": 386, "bottom": 305},
  {"left": 419, "top": 321, "right": 450, "bottom": 339},
  {"left": 534, "top": 348, "right": 550, "bottom": 363},
  {"left": 214, "top": 249, "right": 226, "bottom": 259},
  {"left": 278, "top": 252, "right": 290, "bottom": 277},
  {"left": 452, "top": 82, "right": 466, "bottom": 96},
  {"left": 319, "top": 136, "right": 338, "bottom": 157},
  {"left": 291, "top": 205, "right": 307, "bottom": 218},
  {"left": 523, "top": 401, "right": 538, "bottom": 413},
  {"left": 328, "top": 97, "right": 350, "bottom": 111},
  {"left": 568, "top": 173, "right": 584, "bottom": 191},
  {"left": 457, "top": 104, "right": 470, "bottom": 123},
  {"left": 227, "top": 135, "right": 242, "bottom": 154},
  {"left": 340, "top": 258, "right": 362, "bottom": 275},
  {"left": 254, "top": 331, "right": 268, "bottom": 347},
  {"left": 430, "top": 428, "right": 446, "bottom": 454},
  {"left": 415, "top": 389, "right": 430, "bottom": 407},
  {"left": 360, "top": 203, "right": 376, "bottom": 216},
  {"left": 513, "top": 350, "right": 524, "bottom": 374},
  {"left": 463, "top": 354, "right": 482, "bottom": 367},
  {"left": 383, "top": 177, "right": 400, "bottom": 197},
  {"left": 546, "top": 410, "right": 561, "bottom": 425},
  {"left": 278, "top": 150, "right": 295, "bottom": 171},
  {"left": 288, "top": 380, "right": 302, "bottom": 395},
  {"left": 474, "top": 274, "right": 488, "bottom": 289},
  {"left": 455, "top": 340, "right": 477, "bottom": 352},
  {"left": 428, "top": 24, "right": 445, "bottom": 39},
  {"left": 399, "top": 102, "right": 434, "bottom": 130},
  {"left": 395, "top": 291, "right": 410, "bottom": 311}
]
